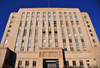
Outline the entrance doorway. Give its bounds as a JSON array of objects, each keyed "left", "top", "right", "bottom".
[
  {"left": 43, "top": 59, "right": 59, "bottom": 68},
  {"left": 46, "top": 62, "right": 56, "bottom": 68}
]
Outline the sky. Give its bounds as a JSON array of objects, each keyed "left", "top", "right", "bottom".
[{"left": 0, "top": 0, "right": 100, "bottom": 43}]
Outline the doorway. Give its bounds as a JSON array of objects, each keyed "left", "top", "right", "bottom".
[{"left": 43, "top": 59, "right": 59, "bottom": 68}]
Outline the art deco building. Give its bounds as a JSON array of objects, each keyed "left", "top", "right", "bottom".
[{"left": 0, "top": 8, "right": 100, "bottom": 68}]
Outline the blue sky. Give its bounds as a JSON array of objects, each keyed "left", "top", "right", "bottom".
[{"left": 0, "top": 0, "right": 100, "bottom": 43}]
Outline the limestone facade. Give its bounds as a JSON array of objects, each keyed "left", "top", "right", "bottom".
[{"left": 0, "top": 8, "right": 100, "bottom": 68}]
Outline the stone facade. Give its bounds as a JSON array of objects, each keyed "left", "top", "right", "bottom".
[{"left": 0, "top": 8, "right": 100, "bottom": 68}]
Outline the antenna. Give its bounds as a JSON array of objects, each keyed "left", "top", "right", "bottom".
[{"left": 48, "top": 0, "right": 50, "bottom": 8}]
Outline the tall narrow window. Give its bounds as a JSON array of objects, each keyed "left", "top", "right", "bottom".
[
  {"left": 33, "top": 61, "right": 36, "bottom": 68},
  {"left": 25, "top": 61, "right": 29, "bottom": 68},
  {"left": 27, "top": 12, "right": 34, "bottom": 51},
  {"left": 69, "top": 12, "right": 73, "bottom": 22},
  {"left": 86, "top": 60, "right": 91, "bottom": 67},
  {"left": 59, "top": 12, "right": 67, "bottom": 49},
  {"left": 21, "top": 12, "right": 30, "bottom": 51},
  {"left": 66, "top": 61, "right": 69, "bottom": 66},
  {"left": 78, "top": 25, "right": 86, "bottom": 51},
  {"left": 79, "top": 60, "right": 84, "bottom": 67},
  {"left": 34, "top": 12, "right": 40, "bottom": 51},
  {"left": 64, "top": 12, "right": 73, "bottom": 51},
  {"left": 18, "top": 61, "right": 22, "bottom": 68},
  {"left": 42, "top": 12, "right": 46, "bottom": 47},
  {"left": 15, "top": 12, "right": 25, "bottom": 51},
  {"left": 48, "top": 12, "right": 52, "bottom": 47},
  {"left": 53, "top": 12, "right": 58, "bottom": 47},
  {"left": 72, "top": 26, "right": 80, "bottom": 51},
  {"left": 74, "top": 12, "right": 78, "bottom": 22},
  {"left": 73, "top": 61, "right": 76, "bottom": 66}
]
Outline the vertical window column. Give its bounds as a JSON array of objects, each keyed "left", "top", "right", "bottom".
[
  {"left": 74, "top": 12, "right": 86, "bottom": 51},
  {"left": 21, "top": 12, "right": 30, "bottom": 51},
  {"left": 59, "top": 12, "right": 67, "bottom": 50},
  {"left": 48, "top": 12, "right": 52, "bottom": 47},
  {"left": 34, "top": 12, "right": 40, "bottom": 51},
  {"left": 53, "top": 12, "right": 58, "bottom": 47},
  {"left": 42, "top": 12, "right": 46, "bottom": 47},
  {"left": 15, "top": 12, "right": 25, "bottom": 51},
  {"left": 27, "top": 12, "right": 34, "bottom": 51},
  {"left": 68, "top": 12, "right": 74, "bottom": 51}
]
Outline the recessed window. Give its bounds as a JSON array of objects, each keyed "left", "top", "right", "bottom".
[
  {"left": 18, "top": 61, "right": 22, "bottom": 67},
  {"left": 79, "top": 60, "right": 83, "bottom": 66},
  {"left": 91, "top": 34, "right": 93, "bottom": 36},
  {"left": 5, "top": 39, "right": 8, "bottom": 43},
  {"left": 10, "top": 22, "right": 13, "bottom": 24},
  {"left": 64, "top": 48, "right": 67, "bottom": 51},
  {"left": 9, "top": 25, "right": 12, "bottom": 28},
  {"left": 63, "top": 39, "right": 66, "bottom": 43},
  {"left": 69, "top": 39, "right": 72, "bottom": 43},
  {"left": 8, "top": 30, "right": 10, "bottom": 32},
  {"left": 87, "top": 25, "right": 90, "bottom": 27},
  {"left": 66, "top": 61, "right": 69, "bottom": 66},
  {"left": 55, "top": 39, "right": 58, "bottom": 43},
  {"left": 84, "top": 16, "right": 86, "bottom": 18},
  {"left": 33, "top": 61, "right": 36, "bottom": 66},
  {"left": 81, "top": 39, "right": 84, "bottom": 42},
  {"left": 89, "top": 30, "right": 92, "bottom": 32},
  {"left": 6, "top": 34, "right": 9, "bottom": 37},
  {"left": 93, "top": 39, "right": 96, "bottom": 43},
  {"left": 86, "top": 21, "right": 89, "bottom": 23},
  {"left": 25, "top": 61, "right": 29, "bottom": 66},
  {"left": 95, "top": 45, "right": 97, "bottom": 47},
  {"left": 12, "top": 16, "right": 14, "bottom": 18},
  {"left": 55, "top": 31, "right": 57, "bottom": 34},
  {"left": 73, "top": 61, "right": 76, "bottom": 66}
]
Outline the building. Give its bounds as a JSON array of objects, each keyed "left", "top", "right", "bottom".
[{"left": 0, "top": 8, "right": 100, "bottom": 68}]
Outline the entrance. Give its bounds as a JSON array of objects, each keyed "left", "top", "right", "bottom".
[
  {"left": 46, "top": 62, "right": 56, "bottom": 68},
  {"left": 43, "top": 59, "right": 59, "bottom": 68}
]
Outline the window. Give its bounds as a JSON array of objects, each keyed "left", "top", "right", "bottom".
[
  {"left": 63, "top": 39, "right": 66, "bottom": 43},
  {"left": 90, "top": 34, "right": 93, "bottom": 36},
  {"left": 84, "top": 16, "right": 86, "bottom": 18},
  {"left": 86, "top": 60, "right": 90, "bottom": 67},
  {"left": 16, "top": 40, "right": 19, "bottom": 43},
  {"left": 66, "top": 61, "right": 69, "bottom": 66},
  {"left": 95, "top": 45, "right": 97, "bottom": 47},
  {"left": 64, "top": 48, "right": 67, "bottom": 51},
  {"left": 18, "top": 61, "right": 22, "bottom": 67},
  {"left": 23, "top": 29, "right": 27, "bottom": 36},
  {"left": 9, "top": 25, "right": 12, "bottom": 28},
  {"left": 25, "top": 61, "right": 29, "bottom": 66},
  {"left": 5, "top": 39, "right": 8, "bottom": 43},
  {"left": 93, "top": 39, "right": 96, "bottom": 43},
  {"left": 8, "top": 30, "right": 10, "bottom": 32},
  {"left": 12, "top": 16, "right": 14, "bottom": 18},
  {"left": 87, "top": 25, "right": 90, "bottom": 27},
  {"left": 89, "top": 30, "right": 92, "bottom": 32},
  {"left": 75, "top": 39, "right": 78, "bottom": 42},
  {"left": 69, "top": 39, "right": 72, "bottom": 43},
  {"left": 55, "top": 39, "right": 58, "bottom": 43},
  {"left": 10, "top": 22, "right": 12, "bottom": 24},
  {"left": 81, "top": 39, "right": 84, "bottom": 42},
  {"left": 86, "top": 21, "right": 89, "bottom": 23},
  {"left": 6, "top": 34, "right": 9, "bottom": 37},
  {"left": 33, "top": 61, "right": 36, "bottom": 66},
  {"left": 73, "top": 61, "right": 76, "bottom": 66},
  {"left": 66, "top": 22, "right": 69, "bottom": 26},
  {"left": 79, "top": 60, "right": 83, "bottom": 66},
  {"left": 22, "top": 39, "right": 25, "bottom": 43},
  {"left": 70, "top": 47, "right": 74, "bottom": 51}
]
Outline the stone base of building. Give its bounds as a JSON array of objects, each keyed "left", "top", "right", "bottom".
[{"left": 0, "top": 47, "right": 100, "bottom": 68}]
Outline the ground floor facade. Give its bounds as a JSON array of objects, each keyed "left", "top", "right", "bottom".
[{"left": 0, "top": 47, "right": 100, "bottom": 68}]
